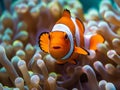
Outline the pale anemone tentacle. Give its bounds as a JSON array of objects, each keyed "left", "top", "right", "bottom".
[
  {"left": 84, "top": 34, "right": 92, "bottom": 49},
  {"left": 82, "top": 65, "right": 99, "bottom": 90},
  {"left": 99, "top": 80, "right": 107, "bottom": 90}
]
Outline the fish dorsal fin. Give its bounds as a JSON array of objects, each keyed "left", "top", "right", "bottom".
[
  {"left": 62, "top": 9, "right": 71, "bottom": 18},
  {"left": 39, "top": 32, "right": 49, "bottom": 53}
]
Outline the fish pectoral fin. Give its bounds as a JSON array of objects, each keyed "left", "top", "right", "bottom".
[
  {"left": 75, "top": 47, "right": 89, "bottom": 55},
  {"left": 39, "top": 32, "right": 49, "bottom": 53}
]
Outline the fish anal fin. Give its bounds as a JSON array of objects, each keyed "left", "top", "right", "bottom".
[
  {"left": 90, "top": 34, "right": 104, "bottom": 50},
  {"left": 68, "top": 59, "right": 76, "bottom": 64},
  {"left": 75, "top": 47, "right": 89, "bottom": 55},
  {"left": 39, "top": 32, "right": 49, "bottom": 53}
]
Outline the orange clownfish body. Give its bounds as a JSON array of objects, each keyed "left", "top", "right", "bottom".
[{"left": 39, "top": 9, "right": 104, "bottom": 64}]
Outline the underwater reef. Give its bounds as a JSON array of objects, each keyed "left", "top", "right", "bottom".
[{"left": 0, "top": 0, "right": 120, "bottom": 90}]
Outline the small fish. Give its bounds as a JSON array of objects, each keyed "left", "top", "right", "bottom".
[{"left": 38, "top": 9, "right": 104, "bottom": 64}]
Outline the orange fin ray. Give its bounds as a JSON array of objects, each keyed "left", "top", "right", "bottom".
[
  {"left": 75, "top": 47, "right": 89, "bottom": 55},
  {"left": 39, "top": 32, "right": 49, "bottom": 53}
]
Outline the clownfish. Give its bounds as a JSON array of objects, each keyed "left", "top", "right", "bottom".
[{"left": 39, "top": 9, "right": 104, "bottom": 64}]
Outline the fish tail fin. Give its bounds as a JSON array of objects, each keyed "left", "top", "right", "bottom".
[{"left": 89, "top": 34, "right": 104, "bottom": 50}]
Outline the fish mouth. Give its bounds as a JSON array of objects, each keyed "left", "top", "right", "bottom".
[{"left": 53, "top": 46, "right": 61, "bottom": 49}]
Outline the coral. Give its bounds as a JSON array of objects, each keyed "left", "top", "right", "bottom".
[{"left": 0, "top": 0, "right": 120, "bottom": 90}]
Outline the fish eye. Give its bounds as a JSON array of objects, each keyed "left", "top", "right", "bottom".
[{"left": 65, "top": 34, "right": 68, "bottom": 40}]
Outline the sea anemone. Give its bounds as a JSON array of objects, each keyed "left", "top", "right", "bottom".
[{"left": 0, "top": 0, "right": 119, "bottom": 90}]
